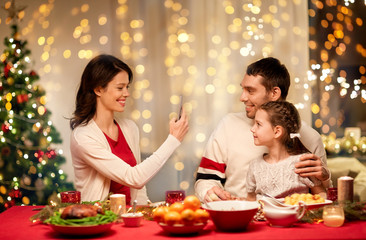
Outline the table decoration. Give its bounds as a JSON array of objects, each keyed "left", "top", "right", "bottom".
[
  {"left": 322, "top": 205, "right": 345, "bottom": 227},
  {"left": 338, "top": 176, "right": 354, "bottom": 203},
  {"left": 300, "top": 201, "right": 366, "bottom": 223}
]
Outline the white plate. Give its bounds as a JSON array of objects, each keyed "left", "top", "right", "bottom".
[{"left": 279, "top": 199, "right": 333, "bottom": 210}]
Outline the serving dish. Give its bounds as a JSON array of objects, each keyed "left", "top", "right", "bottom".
[
  {"left": 203, "top": 200, "right": 259, "bottom": 232},
  {"left": 280, "top": 199, "right": 333, "bottom": 210},
  {"left": 48, "top": 222, "right": 114, "bottom": 236},
  {"left": 158, "top": 222, "right": 207, "bottom": 235}
]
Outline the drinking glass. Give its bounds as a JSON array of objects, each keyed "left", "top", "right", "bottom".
[
  {"left": 327, "top": 188, "right": 338, "bottom": 202},
  {"left": 322, "top": 205, "right": 345, "bottom": 227},
  {"left": 165, "top": 190, "right": 185, "bottom": 205},
  {"left": 60, "top": 191, "right": 81, "bottom": 203}
]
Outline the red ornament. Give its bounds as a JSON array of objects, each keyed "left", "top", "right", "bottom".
[
  {"left": 1, "top": 146, "right": 11, "bottom": 156},
  {"left": 4, "top": 63, "right": 11, "bottom": 78},
  {"left": 1, "top": 123, "right": 10, "bottom": 133},
  {"left": 9, "top": 189, "right": 22, "bottom": 199},
  {"left": 16, "top": 94, "right": 29, "bottom": 104},
  {"left": 29, "top": 70, "right": 37, "bottom": 77},
  {"left": 46, "top": 149, "right": 57, "bottom": 159}
]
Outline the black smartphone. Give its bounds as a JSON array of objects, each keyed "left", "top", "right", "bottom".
[{"left": 178, "top": 95, "right": 183, "bottom": 120}]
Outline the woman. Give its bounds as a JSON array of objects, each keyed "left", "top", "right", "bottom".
[{"left": 70, "top": 54, "right": 189, "bottom": 204}]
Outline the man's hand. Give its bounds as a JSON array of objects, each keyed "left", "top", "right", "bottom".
[
  {"left": 294, "top": 153, "right": 329, "bottom": 181},
  {"left": 204, "top": 186, "right": 234, "bottom": 202}
]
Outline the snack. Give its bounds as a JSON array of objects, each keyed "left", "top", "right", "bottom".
[
  {"left": 153, "top": 195, "right": 209, "bottom": 226},
  {"left": 284, "top": 193, "right": 325, "bottom": 205}
]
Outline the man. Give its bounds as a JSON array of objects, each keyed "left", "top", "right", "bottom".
[{"left": 195, "top": 57, "right": 331, "bottom": 202}]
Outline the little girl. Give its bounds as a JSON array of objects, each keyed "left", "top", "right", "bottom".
[{"left": 246, "top": 101, "right": 326, "bottom": 201}]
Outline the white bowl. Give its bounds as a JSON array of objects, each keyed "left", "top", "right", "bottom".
[
  {"left": 202, "top": 200, "right": 259, "bottom": 232},
  {"left": 121, "top": 213, "right": 143, "bottom": 227}
]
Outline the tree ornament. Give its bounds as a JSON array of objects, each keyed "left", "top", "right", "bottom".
[
  {"left": 1, "top": 146, "right": 11, "bottom": 156},
  {"left": 7, "top": 77, "right": 14, "bottom": 85},
  {"left": 1, "top": 123, "right": 10, "bottom": 133},
  {"left": 4, "top": 63, "right": 11, "bottom": 77}
]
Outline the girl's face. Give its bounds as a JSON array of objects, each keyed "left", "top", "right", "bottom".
[
  {"left": 95, "top": 71, "right": 130, "bottom": 113},
  {"left": 250, "top": 109, "right": 276, "bottom": 147}
]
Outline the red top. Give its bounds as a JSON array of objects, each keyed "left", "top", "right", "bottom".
[{"left": 104, "top": 123, "right": 137, "bottom": 204}]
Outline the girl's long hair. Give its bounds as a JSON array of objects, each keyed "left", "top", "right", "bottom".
[
  {"left": 259, "top": 101, "right": 309, "bottom": 155},
  {"left": 70, "top": 54, "right": 133, "bottom": 130}
]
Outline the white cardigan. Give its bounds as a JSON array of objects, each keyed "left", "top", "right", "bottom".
[{"left": 70, "top": 117, "right": 180, "bottom": 204}]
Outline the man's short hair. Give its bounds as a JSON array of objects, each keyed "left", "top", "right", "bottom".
[{"left": 246, "top": 57, "right": 290, "bottom": 100}]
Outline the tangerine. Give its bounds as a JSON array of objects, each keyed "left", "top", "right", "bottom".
[
  {"left": 181, "top": 208, "right": 195, "bottom": 225},
  {"left": 169, "top": 202, "right": 184, "bottom": 213},
  {"left": 194, "top": 209, "right": 210, "bottom": 223},
  {"left": 164, "top": 211, "right": 182, "bottom": 225},
  {"left": 153, "top": 206, "right": 169, "bottom": 223},
  {"left": 183, "top": 195, "right": 201, "bottom": 210}
]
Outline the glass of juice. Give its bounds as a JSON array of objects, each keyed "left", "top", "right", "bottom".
[{"left": 322, "top": 205, "right": 345, "bottom": 227}]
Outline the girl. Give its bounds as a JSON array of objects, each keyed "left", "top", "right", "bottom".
[
  {"left": 246, "top": 101, "right": 326, "bottom": 200},
  {"left": 70, "top": 54, "right": 189, "bottom": 204}
]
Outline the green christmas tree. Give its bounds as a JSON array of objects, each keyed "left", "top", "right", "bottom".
[{"left": 0, "top": 6, "right": 73, "bottom": 212}]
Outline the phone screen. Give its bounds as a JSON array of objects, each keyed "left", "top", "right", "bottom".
[{"left": 178, "top": 95, "right": 183, "bottom": 119}]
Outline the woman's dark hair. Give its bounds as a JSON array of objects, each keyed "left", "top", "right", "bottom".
[
  {"left": 246, "top": 57, "right": 290, "bottom": 100},
  {"left": 259, "top": 101, "right": 309, "bottom": 155},
  {"left": 70, "top": 54, "right": 133, "bottom": 130}
]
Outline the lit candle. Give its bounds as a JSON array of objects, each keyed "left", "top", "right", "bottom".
[{"left": 337, "top": 176, "right": 354, "bottom": 203}]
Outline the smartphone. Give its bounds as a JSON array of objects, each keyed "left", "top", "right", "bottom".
[{"left": 178, "top": 95, "right": 183, "bottom": 120}]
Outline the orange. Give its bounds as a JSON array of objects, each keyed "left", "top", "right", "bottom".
[
  {"left": 194, "top": 209, "right": 210, "bottom": 223},
  {"left": 183, "top": 195, "right": 201, "bottom": 210},
  {"left": 153, "top": 206, "right": 169, "bottom": 223},
  {"left": 181, "top": 208, "right": 195, "bottom": 225},
  {"left": 164, "top": 211, "right": 182, "bottom": 225},
  {"left": 169, "top": 202, "right": 184, "bottom": 213}
]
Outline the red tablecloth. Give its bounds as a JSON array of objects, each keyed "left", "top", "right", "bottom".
[{"left": 0, "top": 206, "right": 365, "bottom": 240}]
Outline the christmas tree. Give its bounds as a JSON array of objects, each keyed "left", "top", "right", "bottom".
[{"left": 0, "top": 2, "right": 73, "bottom": 212}]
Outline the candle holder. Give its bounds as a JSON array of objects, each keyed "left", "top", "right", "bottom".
[
  {"left": 165, "top": 190, "right": 185, "bottom": 205},
  {"left": 327, "top": 188, "right": 338, "bottom": 202},
  {"left": 322, "top": 205, "right": 345, "bottom": 227},
  {"left": 60, "top": 191, "right": 81, "bottom": 204}
]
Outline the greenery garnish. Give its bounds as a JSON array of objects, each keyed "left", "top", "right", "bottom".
[{"left": 43, "top": 210, "right": 117, "bottom": 226}]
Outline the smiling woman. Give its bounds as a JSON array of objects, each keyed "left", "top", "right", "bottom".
[{"left": 69, "top": 54, "right": 189, "bottom": 204}]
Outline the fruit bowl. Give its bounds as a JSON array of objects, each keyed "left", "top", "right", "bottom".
[
  {"left": 202, "top": 200, "right": 259, "bottom": 232},
  {"left": 158, "top": 222, "right": 207, "bottom": 235}
]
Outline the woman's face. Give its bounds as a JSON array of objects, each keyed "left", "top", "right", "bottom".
[
  {"left": 95, "top": 71, "right": 130, "bottom": 113},
  {"left": 250, "top": 109, "right": 276, "bottom": 147}
]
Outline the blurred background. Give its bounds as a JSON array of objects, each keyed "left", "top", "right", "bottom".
[{"left": 0, "top": 0, "right": 365, "bottom": 205}]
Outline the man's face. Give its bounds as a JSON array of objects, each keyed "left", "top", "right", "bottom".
[{"left": 240, "top": 74, "right": 273, "bottom": 119}]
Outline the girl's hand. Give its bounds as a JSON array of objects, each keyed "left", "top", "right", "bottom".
[{"left": 169, "top": 107, "right": 189, "bottom": 142}]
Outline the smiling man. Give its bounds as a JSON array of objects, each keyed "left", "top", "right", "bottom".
[{"left": 195, "top": 57, "right": 331, "bottom": 202}]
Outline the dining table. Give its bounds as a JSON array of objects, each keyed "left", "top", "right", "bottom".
[{"left": 0, "top": 205, "right": 365, "bottom": 240}]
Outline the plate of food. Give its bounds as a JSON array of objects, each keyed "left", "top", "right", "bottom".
[
  {"left": 44, "top": 204, "right": 117, "bottom": 236},
  {"left": 49, "top": 222, "right": 114, "bottom": 236},
  {"left": 158, "top": 222, "right": 207, "bottom": 235},
  {"left": 280, "top": 193, "right": 333, "bottom": 210}
]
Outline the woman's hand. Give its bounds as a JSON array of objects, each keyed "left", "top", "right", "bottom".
[{"left": 169, "top": 107, "right": 189, "bottom": 142}]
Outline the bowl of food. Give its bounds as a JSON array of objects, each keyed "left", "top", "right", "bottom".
[
  {"left": 121, "top": 212, "right": 144, "bottom": 227},
  {"left": 202, "top": 200, "right": 259, "bottom": 232}
]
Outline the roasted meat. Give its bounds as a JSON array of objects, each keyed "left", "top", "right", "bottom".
[{"left": 61, "top": 204, "right": 104, "bottom": 219}]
